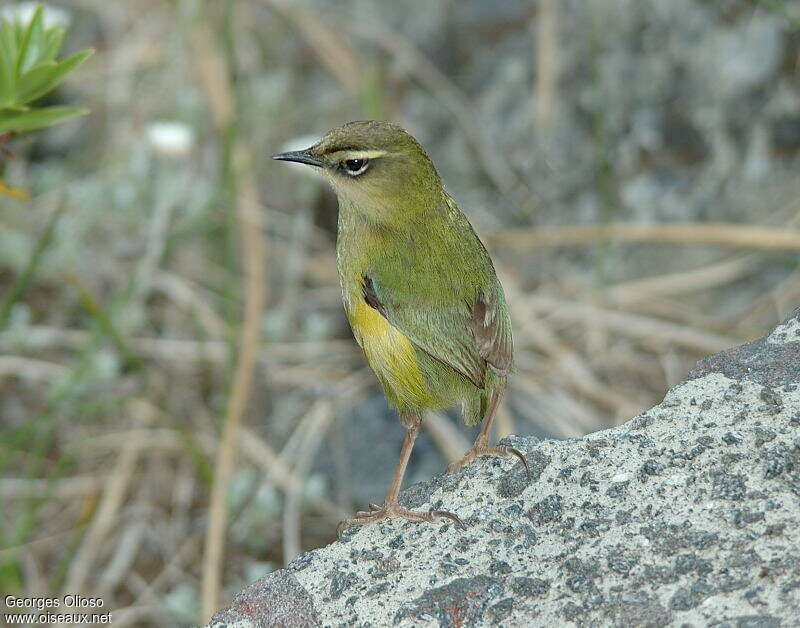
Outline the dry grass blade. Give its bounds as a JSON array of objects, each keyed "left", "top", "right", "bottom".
[
  {"left": 527, "top": 295, "right": 738, "bottom": 353},
  {"left": 606, "top": 255, "right": 761, "bottom": 306},
  {"left": 201, "top": 149, "right": 266, "bottom": 619},
  {"left": 61, "top": 413, "right": 147, "bottom": 595},
  {"left": 95, "top": 522, "right": 146, "bottom": 599},
  {"left": 511, "top": 376, "right": 601, "bottom": 438},
  {"left": 0, "top": 476, "right": 102, "bottom": 499},
  {"left": 281, "top": 401, "right": 335, "bottom": 565},
  {"left": 238, "top": 427, "right": 346, "bottom": 521},
  {"left": 116, "top": 537, "right": 199, "bottom": 626},
  {"left": 737, "top": 265, "right": 800, "bottom": 327},
  {"left": 190, "top": 27, "right": 232, "bottom": 131},
  {"left": 77, "top": 428, "right": 192, "bottom": 456},
  {"left": 425, "top": 413, "right": 471, "bottom": 464},
  {"left": 151, "top": 272, "right": 229, "bottom": 339},
  {"left": 22, "top": 550, "right": 44, "bottom": 597},
  {"left": 0, "top": 356, "right": 68, "bottom": 381},
  {"left": 0, "top": 325, "right": 354, "bottom": 366},
  {"left": 491, "top": 223, "right": 800, "bottom": 250},
  {"left": 195, "top": 21, "right": 269, "bottom": 621},
  {"left": 133, "top": 184, "right": 182, "bottom": 307},
  {"left": 503, "top": 276, "right": 643, "bottom": 419},
  {"left": 515, "top": 310, "right": 642, "bottom": 419},
  {"left": 534, "top": 0, "right": 559, "bottom": 133}
]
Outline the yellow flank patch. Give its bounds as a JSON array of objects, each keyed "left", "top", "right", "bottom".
[{"left": 348, "top": 298, "right": 433, "bottom": 408}]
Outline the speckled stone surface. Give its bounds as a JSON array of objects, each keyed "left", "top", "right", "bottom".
[
  {"left": 209, "top": 569, "right": 320, "bottom": 627},
  {"left": 209, "top": 309, "right": 800, "bottom": 627}
]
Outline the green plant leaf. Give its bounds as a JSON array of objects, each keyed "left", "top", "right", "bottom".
[
  {"left": 0, "top": 19, "right": 17, "bottom": 103},
  {"left": 0, "top": 105, "right": 88, "bottom": 133},
  {"left": 14, "top": 5, "right": 43, "bottom": 76},
  {"left": 15, "top": 61, "right": 57, "bottom": 103},
  {"left": 17, "top": 49, "right": 93, "bottom": 105},
  {"left": 40, "top": 26, "right": 64, "bottom": 63},
  {"left": 18, "top": 5, "right": 45, "bottom": 74},
  {"left": 11, "top": 18, "right": 23, "bottom": 48}
]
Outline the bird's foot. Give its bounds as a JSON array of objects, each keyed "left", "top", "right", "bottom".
[
  {"left": 337, "top": 501, "right": 465, "bottom": 538},
  {"left": 446, "top": 443, "right": 529, "bottom": 476}
]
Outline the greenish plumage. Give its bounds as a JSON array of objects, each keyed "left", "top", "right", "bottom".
[
  {"left": 339, "top": 191, "right": 511, "bottom": 425},
  {"left": 277, "top": 120, "right": 512, "bottom": 426},
  {"left": 273, "top": 120, "right": 519, "bottom": 531}
]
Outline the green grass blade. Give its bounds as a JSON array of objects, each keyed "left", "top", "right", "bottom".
[
  {"left": 66, "top": 273, "right": 144, "bottom": 374},
  {"left": 0, "top": 198, "right": 67, "bottom": 328}
]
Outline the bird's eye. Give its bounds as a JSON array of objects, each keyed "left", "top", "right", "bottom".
[{"left": 342, "top": 158, "right": 369, "bottom": 176}]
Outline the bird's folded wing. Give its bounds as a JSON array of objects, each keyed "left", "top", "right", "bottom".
[
  {"left": 363, "top": 274, "right": 512, "bottom": 389},
  {"left": 471, "top": 287, "right": 513, "bottom": 376}
]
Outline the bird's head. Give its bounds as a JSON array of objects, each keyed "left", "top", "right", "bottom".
[{"left": 273, "top": 120, "right": 442, "bottom": 225}]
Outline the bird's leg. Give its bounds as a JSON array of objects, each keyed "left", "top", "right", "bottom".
[
  {"left": 446, "top": 390, "right": 529, "bottom": 475},
  {"left": 338, "top": 415, "right": 465, "bottom": 536}
]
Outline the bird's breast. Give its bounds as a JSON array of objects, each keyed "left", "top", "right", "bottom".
[
  {"left": 336, "top": 210, "right": 436, "bottom": 409},
  {"left": 345, "top": 294, "right": 435, "bottom": 410}
]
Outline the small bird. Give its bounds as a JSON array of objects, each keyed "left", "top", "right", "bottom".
[{"left": 273, "top": 121, "right": 524, "bottom": 531}]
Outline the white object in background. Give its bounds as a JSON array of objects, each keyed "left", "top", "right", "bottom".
[{"left": 145, "top": 121, "right": 195, "bottom": 158}]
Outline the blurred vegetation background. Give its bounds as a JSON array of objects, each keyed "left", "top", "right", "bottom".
[{"left": 1, "top": 0, "right": 799, "bottom": 624}]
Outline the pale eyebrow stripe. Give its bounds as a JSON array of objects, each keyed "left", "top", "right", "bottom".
[{"left": 340, "top": 149, "right": 389, "bottom": 160}]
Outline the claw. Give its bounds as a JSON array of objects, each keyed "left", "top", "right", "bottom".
[
  {"left": 431, "top": 510, "right": 467, "bottom": 530},
  {"left": 501, "top": 445, "right": 530, "bottom": 479},
  {"left": 447, "top": 443, "right": 531, "bottom": 478}
]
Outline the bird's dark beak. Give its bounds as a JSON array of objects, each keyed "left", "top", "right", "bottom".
[{"left": 271, "top": 149, "right": 324, "bottom": 168}]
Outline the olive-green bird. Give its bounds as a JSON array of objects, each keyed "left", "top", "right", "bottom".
[{"left": 273, "top": 121, "right": 525, "bottom": 531}]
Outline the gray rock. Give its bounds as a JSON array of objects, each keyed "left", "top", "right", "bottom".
[
  {"left": 208, "top": 569, "right": 319, "bottom": 627},
  {"left": 210, "top": 310, "right": 800, "bottom": 626}
]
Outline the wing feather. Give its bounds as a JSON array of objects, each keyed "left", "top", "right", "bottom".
[
  {"left": 362, "top": 275, "right": 511, "bottom": 388},
  {"left": 471, "top": 289, "right": 513, "bottom": 375}
]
